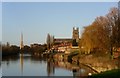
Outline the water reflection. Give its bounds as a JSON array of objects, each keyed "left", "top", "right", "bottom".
[
  {"left": 2, "top": 55, "right": 19, "bottom": 67},
  {"left": 2, "top": 54, "right": 96, "bottom": 76},
  {"left": 47, "top": 58, "right": 55, "bottom": 76},
  {"left": 20, "top": 54, "right": 23, "bottom": 74}
]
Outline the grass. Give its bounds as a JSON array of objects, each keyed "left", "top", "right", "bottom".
[{"left": 90, "top": 69, "right": 120, "bottom": 78}]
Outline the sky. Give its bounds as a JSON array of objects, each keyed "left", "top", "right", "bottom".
[
  {"left": 2, "top": 2, "right": 118, "bottom": 46},
  {"left": 0, "top": 2, "right": 2, "bottom": 43},
  {"left": 1, "top": 0, "right": 120, "bottom": 2}
]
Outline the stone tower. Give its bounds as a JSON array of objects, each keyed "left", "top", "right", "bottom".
[
  {"left": 72, "top": 27, "right": 79, "bottom": 42},
  {"left": 20, "top": 33, "right": 24, "bottom": 49}
]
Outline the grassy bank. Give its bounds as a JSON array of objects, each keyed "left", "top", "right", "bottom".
[
  {"left": 71, "top": 51, "right": 120, "bottom": 72},
  {"left": 91, "top": 69, "right": 120, "bottom": 77}
]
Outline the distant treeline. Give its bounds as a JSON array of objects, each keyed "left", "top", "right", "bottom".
[
  {"left": 2, "top": 45, "right": 20, "bottom": 56},
  {"left": 2, "top": 43, "right": 47, "bottom": 56},
  {"left": 20, "top": 44, "right": 47, "bottom": 54}
]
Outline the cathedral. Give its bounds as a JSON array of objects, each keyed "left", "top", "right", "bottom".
[{"left": 54, "top": 27, "right": 80, "bottom": 47}]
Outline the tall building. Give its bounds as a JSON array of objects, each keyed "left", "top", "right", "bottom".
[
  {"left": 20, "top": 33, "right": 24, "bottom": 49},
  {"left": 72, "top": 27, "right": 79, "bottom": 42}
]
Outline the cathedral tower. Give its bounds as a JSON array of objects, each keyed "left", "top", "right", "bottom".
[{"left": 72, "top": 27, "right": 79, "bottom": 42}]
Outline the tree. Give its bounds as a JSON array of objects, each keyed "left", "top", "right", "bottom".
[
  {"left": 80, "top": 25, "right": 95, "bottom": 54},
  {"left": 106, "top": 7, "right": 119, "bottom": 58},
  {"left": 80, "top": 7, "right": 119, "bottom": 56},
  {"left": 46, "top": 33, "right": 54, "bottom": 50},
  {"left": 46, "top": 33, "right": 51, "bottom": 50},
  {"left": 22, "top": 45, "right": 31, "bottom": 53}
]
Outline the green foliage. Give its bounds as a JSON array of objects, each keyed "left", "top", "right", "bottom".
[{"left": 91, "top": 69, "right": 120, "bottom": 78}]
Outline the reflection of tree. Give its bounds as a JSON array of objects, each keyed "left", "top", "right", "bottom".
[
  {"left": 47, "top": 58, "right": 55, "bottom": 76},
  {"left": 6, "top": 61, "right": 9, "bottom": 67},
  {"left": 2, "top": 55, "right": 19, "bottom": 61},
  {"left": 72, "top": 69, "right": 77, "bottom": 77}
]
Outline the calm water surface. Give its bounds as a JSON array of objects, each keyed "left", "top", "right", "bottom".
[{"left": 2, "top": 54, "right": 96, "bottom": 76}]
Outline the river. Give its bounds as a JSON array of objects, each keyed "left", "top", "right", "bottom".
[{"left": 2, "top": 53, "right": 97, "bottom": 76}]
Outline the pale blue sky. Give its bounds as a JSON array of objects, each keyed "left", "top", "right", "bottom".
[
  {"left": 0, "top": 2, "right": 2, "bottom": 42},
  {"left": 1, "top": 0, "right": 119, "bottom": 2},
  {"left": 2, "top": 2, "right": 118, "bottom": 46}
]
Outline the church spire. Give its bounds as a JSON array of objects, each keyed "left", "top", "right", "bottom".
[{"left": 20, "top": 32, "right": 24, "bottom": 49}]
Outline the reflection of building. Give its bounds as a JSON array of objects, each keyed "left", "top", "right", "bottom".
[
  {"left": 20, "top": 54, "right": 24, "bottom": 74},
  {"left": 20, "top": 33, "right": 24, "bottom": 49}
]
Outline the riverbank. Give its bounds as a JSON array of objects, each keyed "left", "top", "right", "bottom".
[
  {"left": 91, "top": 69, "right": 120, "bottom": 77},
  {"left": 72, "top": 53, "right": 120, "bottom": 73},
  {"left": 52, "top": 51, "right": 120, "bottom": 76}
]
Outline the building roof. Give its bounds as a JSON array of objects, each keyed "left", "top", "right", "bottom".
[{"left": 54, "top": 38, "right": 73, "bottom": 43}]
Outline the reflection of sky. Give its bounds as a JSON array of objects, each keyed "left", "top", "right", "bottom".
[
  {"left": 2, "top": 56, "right": 73, "bottom": 76},
  {"left": 2, "top": 58, "right": 46, "bottom": 76},
  {"left": 0, "top": 67, "right": 2, "bottom": 77},
  {"left": 2, "top": 54, "right": 98, "bottom": 76},
  {"left": 54, "top": 68, "right": 73, "bottom": 76}
]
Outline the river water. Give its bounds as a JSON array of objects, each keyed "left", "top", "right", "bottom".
[{"left": 2, "top": 54, "right": 96, "bottom": 76}]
